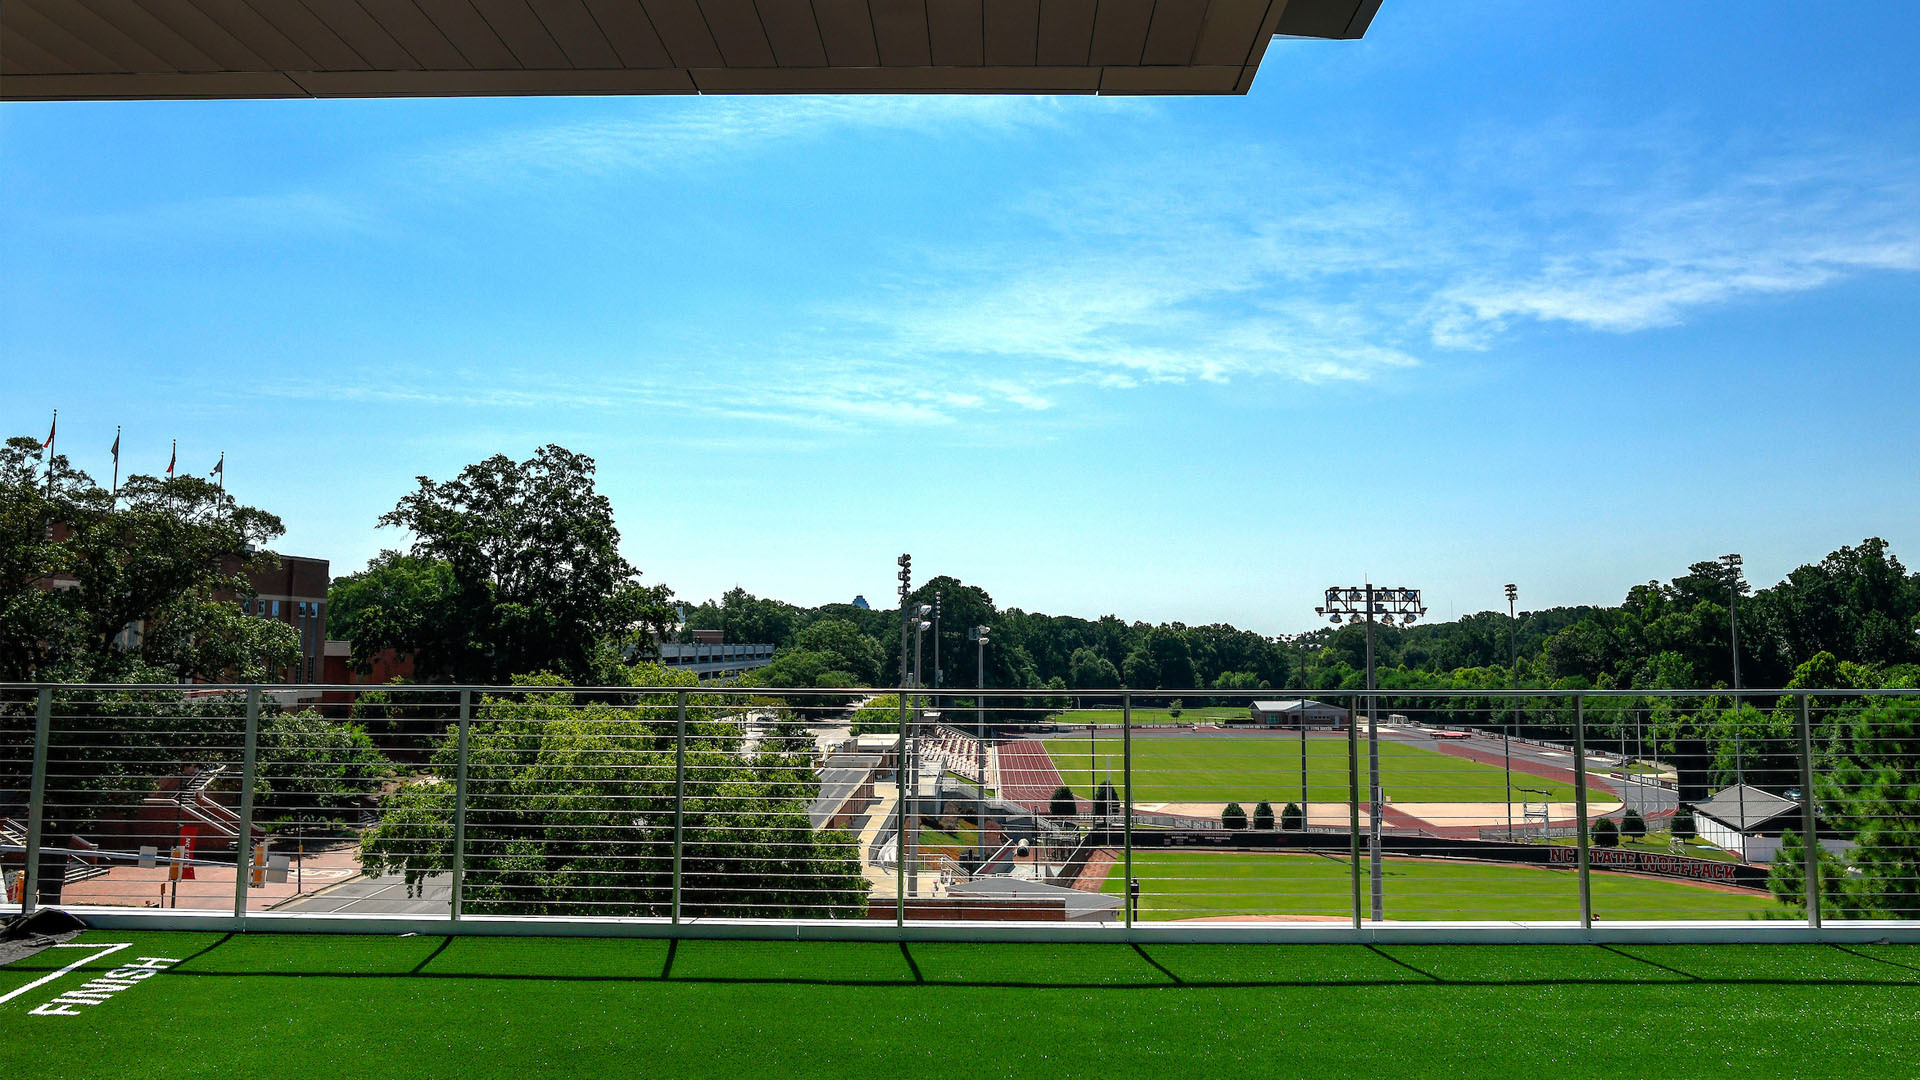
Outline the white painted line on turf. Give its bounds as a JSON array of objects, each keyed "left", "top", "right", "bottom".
[{"left": 0, "top": 942, "right": 131, "bottom": 1006}]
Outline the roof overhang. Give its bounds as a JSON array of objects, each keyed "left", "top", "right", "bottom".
[{"left": 0, "top": 0, "right": 1380, "bottom": 101}]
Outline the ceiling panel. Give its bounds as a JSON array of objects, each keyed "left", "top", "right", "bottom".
[
  {"left": 1142, "top": 0, "right": 1207, "bottom": 65},
  {"left": 982, "top": 0, "right": 1039, "bottom": 66},
  {"left": 527, "top": 0, "right": 624, "bottom": 67},
  {"left": 1034, "top": 0, "right": 1095, "bottom": 67},
  {"left": 754, "top": 2, "right": 829, "bottom": 67},
  {"left": 810, "top": 0, "right": 880, "bottom": 67},
  {"left": 697, "top": 0, "right": 777, "bottom": 67},
  {"left": 580, "top": 0, "right": 674, "bottom": 67},
  {"left": 303, "top": 0, "right": 423, "bottom": 70},
  {"left": 411, "top": 0, "right": 522, "bottom": 69},
  {"left": 0, "top": 0, "right": 1377, "bottom": 99},
  {"left": 927, "top": 0, "right": 984, "bottom": 68},
  {"left": 870, "top": 0, "right": 933, "bottom": 67},
  {"left": 639, "top": 0, "right": 725, "bottom": 68},
  {"left": 246, "top": 2, "right": 371, "bottom": 70}
]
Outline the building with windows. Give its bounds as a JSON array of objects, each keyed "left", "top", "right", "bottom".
[
  {"left": 237, "top": 553, "right": 330, "bottom": 685},
  {"left": 1249, "top": 699, "right": 1350, "bottom": 729}
]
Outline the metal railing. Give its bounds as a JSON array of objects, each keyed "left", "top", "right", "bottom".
[{"left": 3, "top": 682, "right": 1917, "bottom": 942}]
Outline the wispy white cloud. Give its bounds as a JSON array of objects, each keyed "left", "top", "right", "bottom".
[{"left": 421, "top": 94, "right": 1092, "bottom": 182}]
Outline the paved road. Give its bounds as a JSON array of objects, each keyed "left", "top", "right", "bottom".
[{"left": 281, "top": 870, "right": 452, "bottom": 915}]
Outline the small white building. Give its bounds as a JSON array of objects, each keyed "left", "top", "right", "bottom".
[
  {"left": 1249, "top": 699, "right": 1350, "bottom": 730},
  {"left": 1692, "top": 784, "right": 1850, "bottom": 864}
]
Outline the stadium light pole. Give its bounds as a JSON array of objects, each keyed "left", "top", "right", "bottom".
[
  {"left": 1296, "top": 641, "right": 1320, "bottom": 833},
  {"left": 1317, "top": 584, "right": 1426, "bottom": 922},
  {"left": 894, "top": 555, "right": 911, "bottom": 923},
  {"left": 1505, "top": 583, "right": 1518, "bottom": 843},
  {"left": 1723, "top": 552, "right": 1746, "bottom": 835},
  {"left": 973, "top": 625, "right": 990, "bottom": 866}
]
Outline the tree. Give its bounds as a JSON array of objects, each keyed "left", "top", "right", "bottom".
[
  {"left": 1093, "top": 780, "right": 1119, "bottom": 820},
  {"left": 255, "top": 711, "right": 391, "bottom": 822},
  {"left": 1049, "top": 785, "right": 1078, "bottom": 818},
  {"left": 325, "top": 552, "right": 456, "bottom": 674},
  {"left": 1222, "top": 802, "right": 1249, "bottom": 830},
  {"left": 360, "top": 675, "right": 865, "bottom": 918},
  {"left": 371, "top": 445, "right": 674, "bottom": 684},
  {"left": 1167, "top": 699, "right": 1184, "bottom": 719},
  {"left": 1670, "top": 807, "right": 1697, "bottom": 842},
  {"left": 1068, "top": 647, "right": 1121, "bottom": 690},
  {"left": 1812, "top": 697, "right": 1920, "bottom": 918},
  {"left": 2, "top": 436, "right": 295, "bottom": 683},
  {"left": 849, "top": 695, "right": 904, "bottom": 735},
  {"left": 1253, "top": 801, "right": 1276, "bottom": 830},
  {"left": 792, "top": 618, "right": 884, "bottom": 685},
  {"left": 1621, "top": 807, "right": 1647, "bottom": 841},
  {"left": 1280, "top": 802, "right": 1305, "bottom": 831},
  {"left": 1593, "top": 817, "right": 1620, "bottom": 848}
]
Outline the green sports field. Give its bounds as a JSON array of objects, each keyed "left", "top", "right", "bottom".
[
  {"left": 1051, "top": 706, "right": 1250, "bottom": 726},
  {"left": 1103, "top": 851, "right": 1789, "bottom": 921},
  {"left": 5, "top": 931, "right": 1917, "bottom": 1079},
  {"left": 1042, "top": 731, "right": 1577, "bottom": 804}
]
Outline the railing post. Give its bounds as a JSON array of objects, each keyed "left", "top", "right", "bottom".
[
  {"left": 672, "top": 690, "right": 687, "bottom": 926},
  {"left": 451, "top": 689, "right": 471, "bottom": 921},
  {"left": 895, "top": 686, "right": 907, "bottom": 926},
  {"left": 233, "top": 686, "right": 261, "bottom": 923},
  {"left": 1122, "top": 692, "right": 1133, "bottom": 929},
  {"left": 20, "top": 688, "right": 51, "bottom": 917},
  {"left": 1347, "top": 693, "right": 1362, "bottom": 930},
  {"left": 1797, "top": 692, "right": 1821, "bottom": 928},
  {"left": 1573, "top": 694, "right": 1591, "bottom": 930}
]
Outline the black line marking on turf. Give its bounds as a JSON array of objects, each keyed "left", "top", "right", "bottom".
[
  {"left": 1597, "top": 945, "right": 1702, "bottom": 981},
  {"left": 410, "top": 937, "right": 452, "bottom": 974},
  {"left": 123, "top": 969, "right": 1913, "bottom": 990},
  {"left": 899, "top": 943, "right": 923, "bottom": 983},
  {"left": 661, "top": 938, "right": 678, "bottom": 980},
  {"left": 1366, "top": 945, "right": 1442, "bottom": 981},
  {"left": 1132, "top": 944, "right": 1184, "bottom": 984},
  {"left": 1832, "top": 944, "right": 1920, "bottom": 975},
  {"left": 172, "top": 932, "right": 235, "bottom": 969}
]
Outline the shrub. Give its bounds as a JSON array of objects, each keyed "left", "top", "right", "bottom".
[
  {"left": 1253, "top": 801, "right": 1276, "bottom": 830},
  {"left": 1049, "top": 785, "right": 1078, "bottom": 818},
  {"left": 1280, "top": 802, "right": 1305, "bottom": 831},
  {"left": 1671, "top": 807, "right": 1697, "bottom": 842},
  {"left": 1621, "top": 808, "right": 1647, "bottom": 841},
  {"left": 1168, "top": 699, "right": 1184, "bottom": 719},
  {"left": 1593, "top": 817, "right": 1620, "bottom": 848},
  {"left": 1222, "top": 802, "right": 1249, "bottom": 830}
]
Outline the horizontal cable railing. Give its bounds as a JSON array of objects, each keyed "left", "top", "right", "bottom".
[{"left": 3, "top": 683, "right": 1917, "bottom": 940}]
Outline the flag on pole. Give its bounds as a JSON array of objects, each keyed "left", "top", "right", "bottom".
[
  {"left": 211, "top": 453, "right": 224, "bottom": 491},
  {"left": 166, "top": 439, "right": 176, "bottom": 476},
  {"left": 110, "top": 429, "right": 120, "bottom": 462},
  {"left": 42, "top": 412, "right": 55, "bottom": 451}
]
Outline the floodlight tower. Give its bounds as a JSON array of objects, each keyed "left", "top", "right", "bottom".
[
  {"left": 1723, "top": 552, "right": 1746, "bottom": 829},
  {"left": 972, "top": 625, "right": 991, "bottom": 864},
  {"left": 1316, "top": 583, "right": 1426, "bottom": 922},
  {"left": 908, "top": 606, "right": 931, "bottom": 898},
  {"left": 1505, "top": 583, "right": 1518, "bottom": 842}
]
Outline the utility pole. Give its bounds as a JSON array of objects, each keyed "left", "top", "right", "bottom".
[{"left": 1317, "top": 584, "right": 1426, "bottom": 922}]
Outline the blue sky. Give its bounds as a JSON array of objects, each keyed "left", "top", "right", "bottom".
[{"left": 4, "top": 1, "right": 1918, "bottom": 634}]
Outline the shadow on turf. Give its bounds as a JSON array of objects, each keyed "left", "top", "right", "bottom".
[{"left": 145, "top": 940, "right": 1920, "bottom": 991}]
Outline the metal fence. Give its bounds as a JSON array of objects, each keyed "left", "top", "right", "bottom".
[{"left": 3, "top": 682, "right": 1917, "bottom": 943}]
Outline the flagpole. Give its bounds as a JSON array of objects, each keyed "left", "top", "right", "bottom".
[
  {"left": 43, "top": 409, "right": 56, "bottom": 497},
  {"left": 111, "top": 426, "right": 121, "bottom": 500}
]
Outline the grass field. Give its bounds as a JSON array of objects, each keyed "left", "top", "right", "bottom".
[
  {"left": 1051, "top": 706, "right": 1250, "bottom": 726},
  {"left": 1102, "top": 851, "right": 1788, "bottom": 921},
  {"left": 5, "top": 931, "right": 1916, "bottom": 1079},
  {"left": 1042, "top": 732, "right": 1578, "bottom": 804}
]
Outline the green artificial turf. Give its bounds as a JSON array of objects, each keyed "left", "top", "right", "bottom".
[
  {"left": 1042, "top": 731, "right": 1579, "bottom": 804},
  {"left": 5, "top": 932, "right": 1917, "bottom": 1079},
  {"left": 1099, "top": 851, "right": 1789, "bottom": 921}
]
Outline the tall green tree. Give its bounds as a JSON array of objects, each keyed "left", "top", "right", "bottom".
[
  {"left": 1, "top": 435, "right": 294, "bottom": 682},
  {"left": 360, "top": 675, "right": 866, "bottom": 918},
  {"left": 367, "top": 445, "right": 674, "bottom": 684}
]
